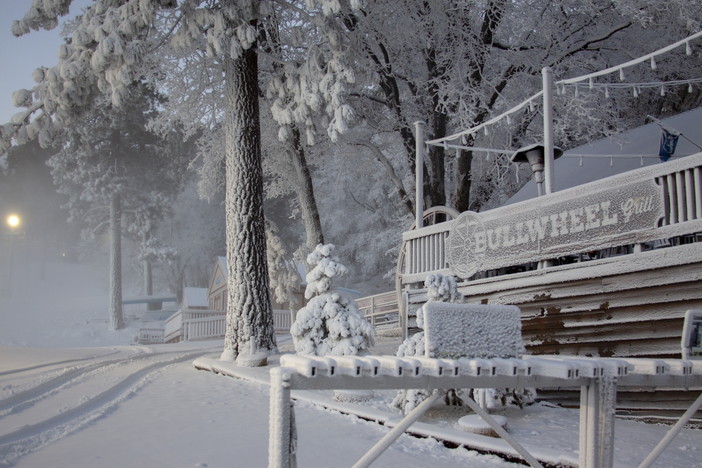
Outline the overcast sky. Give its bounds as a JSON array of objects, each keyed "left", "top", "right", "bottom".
[{"left": 0, "top": 0, "right": 93, "bottom": 125}]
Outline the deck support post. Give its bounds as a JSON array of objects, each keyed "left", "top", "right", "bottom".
[{"left": 579, "top": 376, "right": 617, "bottom": 468}]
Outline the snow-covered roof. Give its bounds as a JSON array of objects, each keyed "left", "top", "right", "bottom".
[
  {"left": 217, "top": 256, "right": 228, "bottom": 280},
  {"left": 507, "top": 106, "right": 702, "bottom": 205},
  {"left": 183, "top": 287, "right": 209, "bottom": 308}
]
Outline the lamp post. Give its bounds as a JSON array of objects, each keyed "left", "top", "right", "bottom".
[{"left": 6, "top": 215, "right": 20, "bottom": 297}]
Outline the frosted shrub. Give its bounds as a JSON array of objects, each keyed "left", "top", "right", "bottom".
[
  {"left": 291, "top": 244, "right": 375, "bottom": 356},
  {"left": 393, "top": 273, "right": 462, "bottom": 413}
]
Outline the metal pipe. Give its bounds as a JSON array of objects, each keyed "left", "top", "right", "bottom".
[
  {"left": 414, "top": 121, "right": 426, "bottom": 229},
  {"left": 463, "top": 394, "right": 544, "bottom": 468},
  {"left": 352, "top": 391, "right": 442, "bottom": 468},
  {"left": 542, "top": 67, "right": 555, "bottom": 195},
  {"left": 638, "top": 392, "right": 702, "bottom": 468}
]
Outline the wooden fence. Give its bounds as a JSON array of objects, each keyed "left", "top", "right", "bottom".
[{"left": 356, "top": 291, "right": 401, "bottom": 333}]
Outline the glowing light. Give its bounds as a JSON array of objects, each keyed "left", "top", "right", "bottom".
[{"left": 7, "top": 215, "right": 19, "bottom": 228}]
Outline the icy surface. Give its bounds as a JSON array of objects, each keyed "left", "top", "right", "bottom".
[{"left": 423, "top": 303, "right": 524, "bottom": 359}]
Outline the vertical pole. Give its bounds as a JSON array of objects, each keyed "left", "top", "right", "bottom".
[
  {"left": 542, "top": 67, "right": 555, "bottom": 195},
  {"left": 414, "top": 121, "right": 426, "bottom": 229},
  {"left": 599, "top": 376, "right": 617, "bottom": 468},
  {"left": 579, "top": 385, "right": 589, "bottom": 468},
  {"left": 269, "top": 367, "right": 293, "bottom": 468},
  {"left": 7, "top": 229, "right": 14, "bottom": 297}
]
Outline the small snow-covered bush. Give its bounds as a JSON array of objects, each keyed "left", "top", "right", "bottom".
[{"left": 291, "top": 244, "right": 375, "bottom": 356}]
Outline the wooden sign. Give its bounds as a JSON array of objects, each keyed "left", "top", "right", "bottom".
[{"left": 446, "top": 178, "right": 663, "bottom": 278}]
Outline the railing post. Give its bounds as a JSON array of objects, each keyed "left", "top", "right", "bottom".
[
  {"left": 579, "top": 377, "right": 616, "bottom": 468},
  {"left": 414, "top": 121, "right": 426, "bottom": 229}
]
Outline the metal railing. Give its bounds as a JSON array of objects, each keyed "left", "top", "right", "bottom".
[{"left": 269, "top": 354, "right": 702, "bottom": 468}]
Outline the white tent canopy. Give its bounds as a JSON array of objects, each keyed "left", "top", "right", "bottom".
[{"left": 506, "top": 106, "right": 702, "bottom": 205}]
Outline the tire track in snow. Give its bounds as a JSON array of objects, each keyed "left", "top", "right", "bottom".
[
  {"left": 0, "top": 348, "right": 219, "bottom": 417},
  {"left": 0, "top": 350, "right": 212, "bottom": 465},
  {"left": 0, "top": 350, "right": 122, "bottom": 377}
]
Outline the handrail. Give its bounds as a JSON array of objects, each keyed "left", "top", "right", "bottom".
[{"left": 402, "top": 152, "right": 702, "bottom": 283}]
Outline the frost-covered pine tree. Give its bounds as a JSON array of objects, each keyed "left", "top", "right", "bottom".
[
  {"left": 290, "top": 244, "right": 375, "bottom": 356},
  {"left": 2, "top": 0, "right": 361, "bottom": 359},
  {"left": 266, "top": 219, "right": 302, "bottom": 323}
]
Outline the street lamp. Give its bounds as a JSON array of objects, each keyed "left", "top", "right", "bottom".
[{"left": 6, "top": 214, "right": 20, "bottom": 297}]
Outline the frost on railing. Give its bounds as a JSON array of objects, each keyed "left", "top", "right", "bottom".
[
  {"left": 356, "top": 291, "right": 400, "bottom": 329},
  {"left": 270, "top": 354, "right": 702, "bottom": 468},
  {"left": 402, "top": 153, "right": 702, "bottom": 283}
]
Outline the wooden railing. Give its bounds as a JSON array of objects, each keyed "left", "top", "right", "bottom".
[
  {"left": 273, "top": 310, "right": 293, "bottom": 333},
  {"left": 164, "top": 311, "right": 184, "bottom": 343},
  {"left": 138, "top": 327, "right": 165, "bottom": 344},
  {"left": 184, "top": 316, "right": 226, "bottom": 341},
  {"left": 356, "top": 291, "right": 400, "bottom": 330},
  {"left": 402, "top": 152, "right": 702, "bottom": 284}
]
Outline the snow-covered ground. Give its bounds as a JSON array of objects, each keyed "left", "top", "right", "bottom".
[{"left": 0, "top": 262, "right": 700, "bottom": 467}]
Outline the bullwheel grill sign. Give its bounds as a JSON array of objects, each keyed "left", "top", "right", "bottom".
[{"left": 446, "top": 178, "right": 663, "bottom": 279}]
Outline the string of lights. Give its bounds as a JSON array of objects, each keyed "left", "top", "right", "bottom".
[{"left": 425, "top": 30, "right": 702, "bottom": 150}]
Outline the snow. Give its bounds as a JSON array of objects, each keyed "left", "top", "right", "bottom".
[
  {"left": 423, "top": 303, "right": 524, "bottom": 360},
  {"left": 0, "top": 261, "right": 701, "bottom": 467},
  {"left": 182, "top": 287, "right": 209, "bottom": 309}
]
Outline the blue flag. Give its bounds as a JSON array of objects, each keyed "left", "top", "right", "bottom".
[{"left": 659, "top": 127, "right": 680, "bottom": 162}]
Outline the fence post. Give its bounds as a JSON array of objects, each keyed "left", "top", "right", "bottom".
[{"left": 269, "top": 367, "right": 296, "bottom": 468}]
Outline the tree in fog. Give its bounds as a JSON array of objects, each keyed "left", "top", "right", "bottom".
[{"left": 47, "top": 85, "right": 188, "bottom": 330}]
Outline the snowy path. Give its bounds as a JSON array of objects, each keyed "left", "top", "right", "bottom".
[{"left": 0, "top": 345, "right": 521, "bottom": 467}]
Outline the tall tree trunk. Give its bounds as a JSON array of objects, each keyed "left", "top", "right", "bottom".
[
  {"left": 143, "top": 230, "right": 158, "bottom": 311},
  {"left": 109, "top": 193, "right": 124, "bottom": 330},
  {"left": 289, "top": 126, "right": 324, "bottom": 255},
  {"left": 220, "top": 34, "right": 278, "bottom": 361},
  {"left": 454, "top": 146, "right": 474, "bottom": 212}
]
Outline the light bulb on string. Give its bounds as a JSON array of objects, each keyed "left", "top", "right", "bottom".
[
  {"left": 443, "top": 141, "right": 448, "bottom": 150},
  {"left": 633, "top": 87, "right": 639, "bottom": 98},
  {"left": 484, "top": 126, "right": 489, "bottom": 136},
  {"left": 610, "top": 157, "right": 614, "bottom": 167},
  {"left": 506, "top": 114, "right": 512, "bottom": 125},
  {"left": 689, "top": 83, "right": 694, "bottom": 94},
  {"left": 651, "top": 56, "right": 657, "bottom": 70},
  {"left": 620, "top": 68, "right": 625, "bottom": 81},
  {"left": 579, "top": 156, "right": 583, "bottom": 167},
  {"left": 461, "top": 134, "right": 467, "bottom": 145},
  {"left": 529, "top": 100, "right": 535, "bottom": 112},
  {"left": 686, "top": 41, "right": 692, "bottom": 56},
  {"left": 589, "top": 77, "right": 594, "bottom": 89},
  {"left": 574, "top": 86, "right": 579, "bottom": 98},
  {"left": 605, "top": 86, "right": 610, "bottom": 98},
  {"left": 640, "top": 156, "right": 644, "bottom": 167},
  {"left": 661, "top": 86, "right": 666, "bottom": 97}
]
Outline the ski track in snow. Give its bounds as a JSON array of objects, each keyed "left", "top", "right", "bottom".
[{"left": 0, "top": 348, "right": 218, "bottom": 466}]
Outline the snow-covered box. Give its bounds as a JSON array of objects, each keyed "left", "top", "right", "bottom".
[{"left": 422, "top": 303, "right": 523, "bottom": 359}]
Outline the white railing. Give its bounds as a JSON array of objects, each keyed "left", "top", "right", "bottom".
[
  {"left": 184, "top": 316, "right": 226, "bottom": 341},
  {"left": 164, "top": 311, "right": 183, "bottom": 343},
  {"left": 273, "top": 310, "right": 292, "bottom": 333},
  {"left": 270, "top": 354, "right": 702, "bottom": 468},
  {"left": 138, "top": 327, "right": 165, "bottom": 344},
  {"left": 356, "top": 292, "right": 400, "bottom": 330},
  {"left": 402, "top": 153, "right": 702, "bottom": 284}
]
